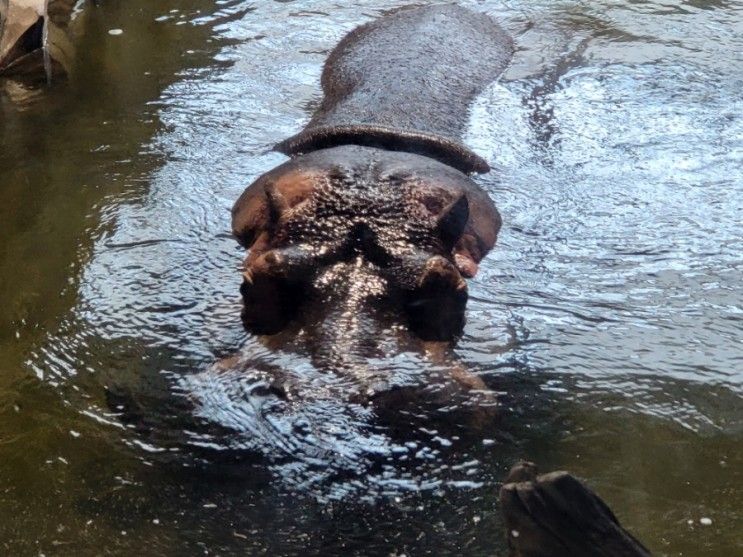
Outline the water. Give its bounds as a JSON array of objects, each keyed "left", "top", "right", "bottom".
[{"left": 1, "top": 0, "right": 741, "bottom": 554}]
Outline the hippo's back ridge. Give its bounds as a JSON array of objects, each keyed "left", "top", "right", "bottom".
[{"left": 276, "top": 5, "right": 514, "bottom": 174}]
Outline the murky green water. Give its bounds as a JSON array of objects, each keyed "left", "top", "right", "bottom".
[{"left": 1, "top": 0, "right": 741, "bottom": 555}]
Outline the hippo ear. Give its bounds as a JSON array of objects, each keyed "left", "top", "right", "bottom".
[
  {"left": 435, "top": 193, "right": 469, "bottom": 249},
  {"left": 264, "top": 183, "right": 290, "bottom": 223}
]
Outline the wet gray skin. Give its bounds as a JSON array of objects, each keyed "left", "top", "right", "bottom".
[{"left": 0, "top": 0, "right": 741, "bottom": 555}]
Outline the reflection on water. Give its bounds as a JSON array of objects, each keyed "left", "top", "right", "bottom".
[{"left": 1, "top": 0, "right": 741, "bottom": 554}]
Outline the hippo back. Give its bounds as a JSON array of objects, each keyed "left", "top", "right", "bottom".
[{"left": 276, "top": 5, "right": 514, "bottom": 174}]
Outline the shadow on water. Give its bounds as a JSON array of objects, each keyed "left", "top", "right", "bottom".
[{"left": 1, "top": 0, "right": 741, "bottom": 555}]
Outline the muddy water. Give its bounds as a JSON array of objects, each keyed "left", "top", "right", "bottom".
[{"left": 1, "top": 0, "right": 741, "bottom": 554}]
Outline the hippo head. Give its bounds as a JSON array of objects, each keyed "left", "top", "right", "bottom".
[{"left": 231, "top": 145, "right": 500, "bottom": 341}]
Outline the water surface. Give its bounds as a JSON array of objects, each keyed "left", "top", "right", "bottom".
[{"left": 0, "top": 0, "right": 741, "bottom": 554}]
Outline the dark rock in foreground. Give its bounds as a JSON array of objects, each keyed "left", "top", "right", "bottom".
[{"left": 500, "top": 461, "right": 652, "bottom": 557}]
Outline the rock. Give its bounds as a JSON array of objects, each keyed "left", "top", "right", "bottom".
[
  {"left": 0, "top": 0, "right": 77, "bottom": 78},
  {"left": 500, "top": 461, "right": 652, "bottom": 557}
]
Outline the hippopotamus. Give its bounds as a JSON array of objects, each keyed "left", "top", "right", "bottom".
[
  {"left": 232, "top": 5, "right": 513, "bottom": 360},
  {"left": 103, "top": 6, "right": 516, "bottom": 481}
]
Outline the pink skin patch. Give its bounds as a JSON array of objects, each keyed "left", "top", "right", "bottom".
[{"left": 454, "top": 253, "right": 478, "bottom": 278}]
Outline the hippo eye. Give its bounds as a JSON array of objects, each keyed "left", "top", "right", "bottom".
[
  {"left": 326, "top": 167, "right": 349, "bottom": 183},
  {"left": 408, "top": 185, "right": 454, "bottom": 219},
  {"left": 379, "top": 170, "right": 412, "bottom": 186},
  {"left": 421, "top": 196, "right": 446, "bottom": 215}
]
